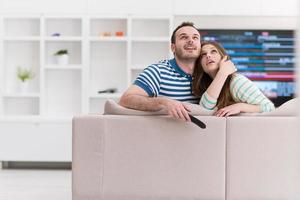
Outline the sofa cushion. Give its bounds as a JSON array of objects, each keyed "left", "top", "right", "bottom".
[
  {"left": 240, "top": 98, "right": 299, "bottom": 116},
  {"left": 103, "top": 99, "right": 214, "bottom": 116},
  {"left": 104, "top": 98, "right": 298, "bottom": 117}
]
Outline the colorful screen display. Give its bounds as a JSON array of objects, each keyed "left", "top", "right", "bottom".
[{"left": 200, "top": 29, "right": 295, "bottom": 106}]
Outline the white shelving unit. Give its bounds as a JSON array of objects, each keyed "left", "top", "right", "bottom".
[
  {"left": 0, "top": 14, "right": 173, "bottom": 162},
  {"left": 2, "top": 16, "right": 41, "bottom": 119},
  {"left": 0, "top": 13, "right": 298, "bottom": 163}
]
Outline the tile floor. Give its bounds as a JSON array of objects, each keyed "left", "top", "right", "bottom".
[{"left": 0, "top": 168, "right": 71, "bottom": 200}]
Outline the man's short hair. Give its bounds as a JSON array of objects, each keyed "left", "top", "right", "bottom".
[{"left": 171, "top": 22, "right": 199, "bottom": 44}]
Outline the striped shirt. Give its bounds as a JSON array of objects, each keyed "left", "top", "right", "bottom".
[
  {"left": 200, "top": 73, "right": 275, "bottom": 112},
  {"left": 134, "top": 58, "right": 199, "bottom": 104}
]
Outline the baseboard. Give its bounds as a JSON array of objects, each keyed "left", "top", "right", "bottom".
[{"left": 1, "top": 161, "right": 71, "bottom": 169}]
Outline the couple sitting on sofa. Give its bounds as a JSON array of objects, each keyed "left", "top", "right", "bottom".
[{"left": 118, "top": 21, "right": 279, "bottom": 120}]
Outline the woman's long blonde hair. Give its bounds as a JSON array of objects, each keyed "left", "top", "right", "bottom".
[{"left": 192, "top": 41, "right": 235, "bottom": 109}]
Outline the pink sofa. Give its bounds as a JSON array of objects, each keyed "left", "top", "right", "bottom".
[{"left": 72, "top": 99, "right": 300, "bottom": 200}]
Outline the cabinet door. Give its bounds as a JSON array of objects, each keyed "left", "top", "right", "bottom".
[
  {"left": 0, "top": 122, "right": 72, "bottom": 161},
  {"left": 174, "top": 0, "right": 262, "bottom": 15},
  {"left": 262, "top": 0, "right": 298, "bottom": 16},
  {"left": 88, "top": 0, "right": 172, "bottom": 14},
  {"left": 0, "top": 0, "right": 87, "bottom": 13}
]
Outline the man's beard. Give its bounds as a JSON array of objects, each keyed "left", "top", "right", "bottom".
[{"left": 175, "top": 47, "right": 200, "bottom": 62}]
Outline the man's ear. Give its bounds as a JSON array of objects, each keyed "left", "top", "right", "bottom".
[{"left": 171, "top": 43, "right": 175, "bottom": 54}]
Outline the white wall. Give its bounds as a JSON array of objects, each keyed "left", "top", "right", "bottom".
[{"left": 0, "top": 0, "right": 298, "bottom": 16}]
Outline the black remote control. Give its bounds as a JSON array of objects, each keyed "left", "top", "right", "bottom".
[{"left": 188, "top": 114, "right": 206, "bottom": 129}]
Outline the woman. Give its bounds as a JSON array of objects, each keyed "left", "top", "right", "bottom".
[{"left": 192, "top": 41, "right": 275, "bottom": 117}]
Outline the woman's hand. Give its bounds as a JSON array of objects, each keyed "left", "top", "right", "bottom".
[
  {"left": 214, "top": 103, "right": 261, "bottom": 117},
  {"left": 218, "top": 56, "right": 237, "bottom": 77},
  {"left": 214, "top": 103, "right": 242, "bottom": 117}
]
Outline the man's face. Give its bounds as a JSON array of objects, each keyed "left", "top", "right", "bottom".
[{"left": 171, "top": 26, "right": 201, "bottom": 61}]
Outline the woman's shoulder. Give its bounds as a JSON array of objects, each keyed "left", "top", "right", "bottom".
[
  {"left": 231, "top": 73, "right": 252, "bottom": 84},
  {"left": 232, "top": 73, "right": 248, "bottom": 80},
  {"left": 230, "top": 73, "right": 256, "bottom": 93}
]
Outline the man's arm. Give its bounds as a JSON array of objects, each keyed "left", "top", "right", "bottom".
[{"left": 119, "top": 85, "right": 191, "bottom": 121}]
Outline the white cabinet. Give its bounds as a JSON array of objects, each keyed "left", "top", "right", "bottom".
[
  {"left": 0, "top": 14, "right": 172, "bottom": 161},
  {"left": 174, "top": 0, "right": 297, "bottom": 16},
  {"left": 261, "top": 0, "right": 298, "bottom": 16},
  {"left": 173, "top": 0, "right": 262, "bottom": 16},
  {"left": 0, "top": 120, "right": 72, "bottom": 162},
  {"left": 0, "top": 0, "right": 88, "bottom": 13},
  {"left": 87, "top": 0, "right": 173, "bottom": 15}
]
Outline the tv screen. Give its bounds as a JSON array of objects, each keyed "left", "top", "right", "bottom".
[{"left": 199, "top": 29, "right": 295, "bottom": 107}]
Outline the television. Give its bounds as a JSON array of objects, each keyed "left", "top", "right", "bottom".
[{"left": 199, "top": 29, "right": 295, "bottom": 107}]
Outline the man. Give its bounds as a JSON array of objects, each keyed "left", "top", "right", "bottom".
[{"left": 119, "top": 22, "right": 201, "bottom": 122}]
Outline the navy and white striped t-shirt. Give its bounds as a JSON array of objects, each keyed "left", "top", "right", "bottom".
[{"left": 134, "top": 58, "right": 199, "bottom": 104}]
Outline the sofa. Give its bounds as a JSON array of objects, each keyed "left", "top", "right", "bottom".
[{"left": 72, "top": 99, "right": 300, "bottom": 200}]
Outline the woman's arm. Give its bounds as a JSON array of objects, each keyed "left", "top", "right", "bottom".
[
  {"left": 200, "top": 57, "right": 237, "bottom": 110},
  {"left": 230, "top": 74, "right": 275, "bottom": 112},
  {"left": 199, "top": 71, "right": 229, "bottom": 110}
]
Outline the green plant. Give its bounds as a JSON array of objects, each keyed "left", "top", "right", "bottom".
[
  {"left": 54, "top": 49, "right": 68, "bottom": 56},
  {"left": 17, "top": 67, "right": 35, "bottom": 82}
]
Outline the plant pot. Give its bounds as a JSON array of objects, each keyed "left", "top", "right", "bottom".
[
  {"left": 19, "top": 81, "right": 29, "bottom": 93},
  {"left": 56, "top": 54, "right": 69, "bottom": 66}
]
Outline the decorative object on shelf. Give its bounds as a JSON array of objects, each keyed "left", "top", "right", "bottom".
[
  {"left": 115, "top": 31, "right": 124, "bottom": 37},
  {"left": 54, "top": 49, "right": 69, "bottom": 66},
  {"left": 51, "top": 33, "right": 61, "bottom": 37},
  {"left": 17, "top": 66, "right": 35, "bottom": 93},
  {"left": 98, "top": 88, "right": 117, "bottom": 94},
  {"left": 101, "top": 32, "right": 112, "bottom": 37}
]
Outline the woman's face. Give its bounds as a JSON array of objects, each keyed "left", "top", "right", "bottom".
[{"left": 200, "top": 44, "right": 222, "bottom": 76}]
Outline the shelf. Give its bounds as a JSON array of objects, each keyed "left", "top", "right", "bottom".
[
  {"left": 44, "top": 64, "right": 83, "bottom": 70},
  {"left": 44, "top": 36, "right": 82, "bottom": 41},
  {"left": 3, "top": 36, "right": 40, "bottom": 41},
  {"left": 0, "top": 116, "right": 72, "bottom": 123},
  {"left": 89, "top": 36, "right": 128, "bottom": 42},
  {"left": 131, "top": 37, "right": 170, "bottom": 42},
  {"left": 2, "top": 93, "right": 40, "bottom": 98},
  {"left": 90, "top": 93, "right": 122, "bottom": 99}
]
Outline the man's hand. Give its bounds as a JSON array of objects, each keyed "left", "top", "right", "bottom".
[
  {"left": 218, "top": 56, "right": 237, "bottom": 77},
  {"left": 160, "top": 97, "right": 191, "bottom": 122},
  {"left": 119, "top": 85, "right": 191, "bottom": 122},
  {"left": 214, "top": 103, "right": 242, "bottom": 117}
]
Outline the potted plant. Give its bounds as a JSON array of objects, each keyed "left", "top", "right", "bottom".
[
  {"left": 54, "top": 49, "right": 69, "bottom": 66},
  {"left": 17, "top": 67, "right": 35, "bottom": 93}
]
